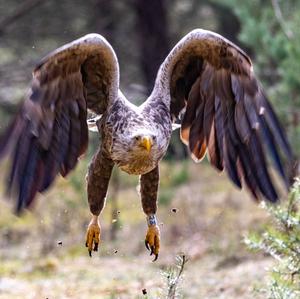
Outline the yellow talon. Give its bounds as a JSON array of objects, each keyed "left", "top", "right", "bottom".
[
  {"left": 85, "top": 216, "right": 101, "bottom": 257},
  {"left": 145, "top": 225, "right": 160, "bottom": 261}
]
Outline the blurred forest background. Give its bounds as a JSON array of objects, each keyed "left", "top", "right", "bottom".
[{"left": 0, "top": 0, "right": 299, "bottom": 298}]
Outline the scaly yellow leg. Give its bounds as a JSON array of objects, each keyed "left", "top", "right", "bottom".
[
  {"left": 85, "top": 215, "right": 100, "bottom": 257},
  {"left": 145, "top": 216, "right": 160, "bottom": 261}
]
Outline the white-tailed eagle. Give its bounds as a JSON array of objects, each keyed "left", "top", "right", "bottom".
[{"left": 0, "top": 29, "right": 295, "bottom": 261}]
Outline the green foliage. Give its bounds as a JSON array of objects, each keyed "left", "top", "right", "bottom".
[
  {"left": 245, "top": 178, "right": 300, "bottom": 298},
  {"left": 219, "top": 0, "right": 300, "bottom": 155},
  {"left": 159, "top": 162, "right": 190, "bottom": 206},
  {"left": 161, "top": 255, "right": 188, "bottom": 299},
  {"left": 170, "top": 162, "right": 190, "bottom": 186},
  {"left": 159, "top": 188, "right": 174, "bottom": 206},
  {"left": 160, "top": 162, "right": 190, "bottom": 188}
]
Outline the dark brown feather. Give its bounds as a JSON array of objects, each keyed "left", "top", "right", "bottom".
[
  {"left": 180, "top": 77, "right": 201, "bottom": 144},
  {"left": 78, "top": 98, "right": 88, "bottom": 156},
  {"left": 201, "top": 65, "right": 215, "bottom": 143},
  {"left": 65, "top": 101, "right": 82, "bottom": 173},
  {"left": 0, "top": 34, "right": 118, "bottom": 212},
  {"left": 166, "top": 30, "right": 294, "bottom": 202},
  {"left": 206, "top": 118, "right": 223, "bottom": 171},
  {"left": 188, "top": 100, "right": 206, "bottom": 161},
  {"left": 38, "top": 116, "right": 63, "bottom": 192}
]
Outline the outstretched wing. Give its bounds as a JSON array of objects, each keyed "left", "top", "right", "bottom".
[
  {"left": 152, "top": 29, "right": 295, "bottom": 202},
  {"left": 0, "top": 34, "right": 119, "bottom": 212}
]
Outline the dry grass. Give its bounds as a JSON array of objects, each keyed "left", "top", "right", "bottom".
[{"left": 0, "top": 161, "right": 275, "bottom": 298}]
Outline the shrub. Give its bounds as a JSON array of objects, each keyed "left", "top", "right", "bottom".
[{"left": 245, "top": 178, "right": 300, "bottom": 298}]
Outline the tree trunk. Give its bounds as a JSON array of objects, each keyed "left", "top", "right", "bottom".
[
  {"left": 91, "top": 0, "right": 116, "bottom": 44},
  {"left": 133, "top": 0, "right": 170, "bottom": 93}
]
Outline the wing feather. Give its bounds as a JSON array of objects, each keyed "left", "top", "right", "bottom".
[
  {"left": 66, "top": 101, "right": 82, "bottom": 173},
  {"left": 202, "top": 66, "right": 215, "bottom": 143},
  {"left": 180, "top": 77, "right": 201, "bottom": 144},
  {"left": 188, "top": 99, "right": 206, "bottom": 161},
  {"left": 214, "top": 95, "right": 225, "bottom": 170},
  {"left": 0, "top": 34, "right": 119, "bottom": 212},
  {"left": 38, "top": 117, "right": 63, "bottom": 192},
  {"left": 152, "top": 29, "right": 295, "bottom": 202},
  {"left": 206, "top": 118, "right": 223, "bottom": 170}
]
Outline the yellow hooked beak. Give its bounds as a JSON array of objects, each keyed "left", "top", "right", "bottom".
[{"left": 140, "top": 136, "right": 152, "bottom": 152}]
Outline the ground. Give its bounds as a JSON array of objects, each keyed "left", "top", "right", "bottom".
[
  {"left": 0, "top": 255, "right": 272, "bottom": 299},
  {"left": 0, "top": 160, "right": 275, "bottom": 298}
]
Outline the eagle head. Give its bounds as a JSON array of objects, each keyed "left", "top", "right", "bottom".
[
  {"left": 131, "top": 134, "right": 156, "bottom": 153},
  {"left": 111, "top": 129, "right": 163, "bottom": 175}
]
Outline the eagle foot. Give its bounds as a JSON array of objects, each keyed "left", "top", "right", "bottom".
[
  {"left": 85, "top": 217, "right": 100, "bottom": 257},
  {"left": 145, "top": 225, "right": 160, "bottom": 262}
]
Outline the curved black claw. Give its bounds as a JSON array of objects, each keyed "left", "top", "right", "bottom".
[
  {"left": 88, "top": 250, "right": 92, "bottom": 257},
  {"left": 145, "top": 240, "right": 150, "bottom": 251},
  {"left": 152, "top": 254, "right": 158, "bottom": 262},
  {"left": 93, "top": 243, "right": 98, "bottom": 252},
  {"left": 150, "top": 246, "right": 154, "bottom": 256}
]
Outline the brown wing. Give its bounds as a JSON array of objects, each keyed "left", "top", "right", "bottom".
[
  {"left": 0, "top": 34, "right": 119, "bottom": 213},
  {"left": 153, "top": 29, "right": 294, "bottom": 202}
]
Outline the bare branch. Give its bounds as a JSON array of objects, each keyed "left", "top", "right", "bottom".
[
  {"left": 271, "top": 0, "right": 294, "bottom": 39},
  {"left": 166, "top": 254, "right": 188, "bottom": 299}
]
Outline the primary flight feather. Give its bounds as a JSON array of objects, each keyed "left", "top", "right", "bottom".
[{"left": 0, "top": 29, "right": 295, "bottom": 260}]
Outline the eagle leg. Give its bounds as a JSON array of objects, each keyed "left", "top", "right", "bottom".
[
  {"left": 85, "top": 215, "right": 100, "bottom": 257},
  {"left": 140, "top": 166, "right": 160, "bottom": 261},
  {"left": 86, "top": 147, "right": 114, "bottom": 257}
]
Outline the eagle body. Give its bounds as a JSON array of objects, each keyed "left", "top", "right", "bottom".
[{"left": 101, "top": 91, "right": 172, "bottom": 175}]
